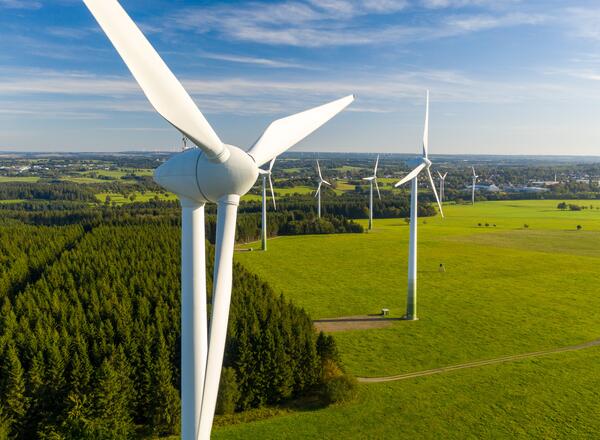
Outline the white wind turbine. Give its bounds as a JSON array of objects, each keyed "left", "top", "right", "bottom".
[
  {"left": 394, "top": 91, "right": 444, "bottom": 321},
  {"left": 471, "top": 166, "right": 478, "bottom": 205},
  {"left": 437, "top": 171, "right": 448, "bottom": 203},
  {"left": 81, "top": 1, "right": 354, "bottom": 439},
  {"left": 363, "top": 155, "right": 381, "bottom": 230},
  {"left": 259, "top": 158, "right": 277, "bottom": 251},
  {"left": 315, "top": 160, "right": 331, "bottom": 218}
]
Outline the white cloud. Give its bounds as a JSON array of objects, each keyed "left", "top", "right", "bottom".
[
  {"left": 165, "top": 0, "right": 545, "bottom": 47},
  {"left": 199, "top": 52, "right": 313, "bottom": 69},
  {"left": 0, "top": 0, "right": 41, "bottom": 9}
]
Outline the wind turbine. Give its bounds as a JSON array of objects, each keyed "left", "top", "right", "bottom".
[
  {"left": 437, "top": 171, "right": 448, "bottom": 203},
  {"left": 81, "top": 1, "right": 354, "bottom": 439},
  {"left": 363, "top": 155, "right": 381, "bottom": 230},
  {"left": 315, "top": 160, "right": 331, "bottom": 218},
  {"left": 471, "top": 166, "right": 478, "bottom": 205},
  {"left": 393, "top": 91, "right": 443, "bottom": 321},
  {"left": 259, "top": 158, "right": 277, "bottom": 251}
]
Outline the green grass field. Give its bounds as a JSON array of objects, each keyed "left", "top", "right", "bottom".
[
  {"left": 0, "top": 176, "right": 39, "bottom": 183},
  {"left": 95, "top": 191, "right": 178, "bottom": 205},
  {"left": 224, "top": 200, "right": 600, "bottom": 438}
]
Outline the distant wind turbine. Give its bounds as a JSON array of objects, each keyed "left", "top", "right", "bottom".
[
  {"left": 363, "top": 155, "right": 381, "bottom": 230},
  {"left": 315, "top": 160, "right": 331, "bottom": 218},
  {"left": 81, "top": 1, "right": 354, "bottom": 438},
  {"left": 394, "top": 91, "right": 444, "bottom": 321},
  {"left": 471, "top": 166, "right": 478, "bottom": 205},
  {"left": 437, "top": 171, "right": 448, "bottom": 203},
  {"left": 259, "top": 158, "right": 277, "bottom": 251}
]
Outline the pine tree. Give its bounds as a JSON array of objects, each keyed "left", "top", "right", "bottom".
[{"left": 2, "top": 345, "right": 29, "bottom": 436}]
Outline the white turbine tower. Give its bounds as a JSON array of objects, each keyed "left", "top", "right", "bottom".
[
  {"left": 81, "top": 1, "right": 354, "bottom": 439},
  {"left": 471, "top": 166, "right": 478, "bottom": 205},
  {"left": 363, "top": 155, "right": 381, "bottom": 230},
  {"left": 437, "top": 171, "right": 448, "bottom": 203},
  {"left": 315, "top": 160, "right": 331, "bottom": 218},
  {"left": 259, "top": 158, "right": 277, "bottom": 251},
  {"left": 394, "top": 91, "right": 444, "bottom": 321}
]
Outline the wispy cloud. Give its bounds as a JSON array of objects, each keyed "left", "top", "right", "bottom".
[
  {"left": 199, "top": 52, "right": 313, "bottom": 69},
  {"left": 164, "top": 0, "right": 544, "bottom": 47},
  {"left": 0, "top": 0, "right": 42, "bottom": 9}
]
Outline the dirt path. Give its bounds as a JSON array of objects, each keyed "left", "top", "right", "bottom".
[
  {"left": 314, "top": 316, "right": 400, "bottom": 332},
  {"left": 358, "top": 338, "right": 600, "bottom": 383}
]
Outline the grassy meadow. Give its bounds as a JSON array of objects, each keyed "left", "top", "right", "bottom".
[{"left": 224, "top": 200, "right": 600, "bottom": 438}]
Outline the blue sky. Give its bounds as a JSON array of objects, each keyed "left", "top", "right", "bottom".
[{"left": 2, "top": 0, "right": 600, "bottom": 155}]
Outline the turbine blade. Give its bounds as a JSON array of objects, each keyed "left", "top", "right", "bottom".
[
  {"left": 472, "top": 166, "right": 476, "bottom": 177},
  {"left": 427, "top": 168, "right": 444, "bottom": 218},
  {"left": 268, "top": 156, "right": 277, "bottom": 172},
  {"left": 268, "top": 175, "right": 276, "bottom": 210},
  {"left": 247, "top": 95, "right": 355, "bottom": 166},
  {"left": 374, "top": 154, "right": 380, "bottom": 175},
  {"left": 422, "top": 90, "right": 429, "bottom": 158},
  {"left": 317, "top": 160, "right": 323, "bottom": 180},
  {"left": 394, "top": 163, "right": 426, "bottom": 187},
  {"left": 437, "top": 170, "right": 443, "bottom": 179},
  {"left": 198, "top": 196, "right": 239, "bottom": 438},
  {"left": 315, "top": 182, "right": 322, "bottom": 197},
  {"left": 323, "top": 180, "right": 332, "bottom": 186},
  {"left": 82, "top": 0, "right": 227, "bottom": 161},
  {"left": 374, "top": 178, "right": 381, "bottom": 199},
  {"left": 443, "top": 172, "right": 448, "bottom": 179}
]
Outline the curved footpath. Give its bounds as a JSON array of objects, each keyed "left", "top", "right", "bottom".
[{"left": 358, "top": 338, "right": 600, "bottom": 383}]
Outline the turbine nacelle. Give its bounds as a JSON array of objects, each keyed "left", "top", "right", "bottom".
[{"left": 154, "top": 145, "right": 259, "bottom": 204}]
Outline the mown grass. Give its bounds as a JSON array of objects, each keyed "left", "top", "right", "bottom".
[
  {"left": 236, "top": 201, "right": 600, "bottom": 377},
  {"left": 214, "top": 347, "right": 600, "bottom": 439}
]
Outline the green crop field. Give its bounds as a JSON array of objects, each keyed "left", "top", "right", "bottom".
[{"left": 223, "top": 200, "right": 600, "bottom": 438}]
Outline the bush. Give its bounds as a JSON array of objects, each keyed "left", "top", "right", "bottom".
[
  {"left": 577, "top": 225, "right": 582, "bottom": 230},
  {"left": 324, "top": 374, "right": 358, "bottom": 404},
  {"left": 216, "top": 368, "right": 240, "bottom": 415}
]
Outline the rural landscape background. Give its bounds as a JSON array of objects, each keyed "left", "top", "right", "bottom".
[
  {"left": 0, "top": 152, "right": 599, "bottom": 438},
  {"left": 3, "top": 0, "right": 600, "bottom": 438}
]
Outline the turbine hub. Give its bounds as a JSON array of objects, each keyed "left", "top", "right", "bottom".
[
  {"left": 423, "top": 157, "right": 432, "bottom": 168},
  {"left": 154, "top": 145, "right": 259, "bottom": 204}
]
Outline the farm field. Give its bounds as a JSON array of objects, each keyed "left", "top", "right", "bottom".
[
  {"left": 95, "top": 191, "right": 178, "bottom": 204},
  {"left": 227, "top": 200, "right": 600, "bottom": 438}
]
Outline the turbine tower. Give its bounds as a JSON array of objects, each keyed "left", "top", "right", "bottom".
[
  {"left": 363, "top": 155, "right": 381, "bottom": 230},
  {"left": 259, "top": 158, "right": 277, "bottom": 251},
  {"left": 315, "top": 160, "right": 331, "bottom": 218},
  {"left": 471, "top": 166, "right": 478, "bottom": 205},
  {"left": 437, "top": 171, "right": 448, "bottom": 203},
  {"left": 394, "top": 91, "right": 444, "bottom": 321},
  {"left": 81, "top": 1, "right": 354, "bottom": 438}
]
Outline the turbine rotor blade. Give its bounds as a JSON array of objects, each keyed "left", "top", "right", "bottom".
[
  {"left": 82, "top": 0, "right": 227, "bottom": 161},
  {"left": 374, "top": 178, "right": 381, "bottom": 199},
  {"left": 198, "top": 196, "right": 239, "bottom": 438},
  {"left": 268, "top": 157, "right": 277, "bottom": 172},
  {"left": 422, "top": 90, "right": 429, "bottom": 158},
  {"left": 317, "top": 160, "right": 323, "bottom": 180},
  {"left": 394, "top": 163, "right": 426, "bottom": 187},
  {"left": 248, "top": 95, "right": 355, "bottom": 167},
  {"left": 268, "top": 175, "right": 276, "bottom": 210},
  {"left": 374, "top": 154, "right": 380, "bottom": 175},
  {"left": 427, "top": 168, "right": 444, "bottom": 218},
  {"left": 315, "top": 181, "right": 322, "bottom": 197},
  {"left": 322, "top": 180, "right": 332, "bottom": 186}
]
